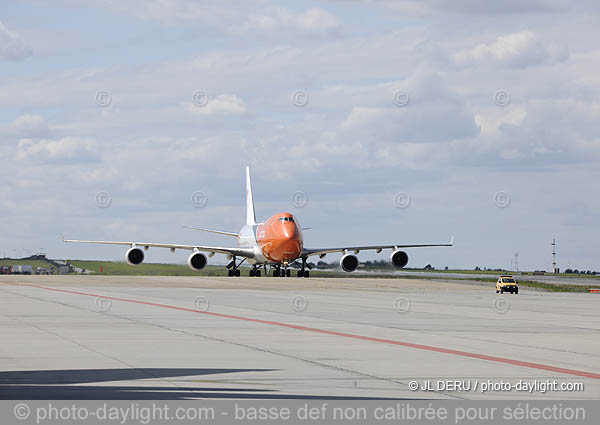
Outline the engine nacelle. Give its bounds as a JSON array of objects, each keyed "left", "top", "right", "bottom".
[
  {"left": 126, "top": 247, "right": 144, "bottom": 266},
  {"left": 340, "top": 253, "right": 359, "bottom": 272},
  {"left": 390, "top": 250, "right": 409, "bottom": 268},
  {"left": 188, "top": 252, "right": 207, "bottom": 271}
]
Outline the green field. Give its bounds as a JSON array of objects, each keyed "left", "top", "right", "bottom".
[
  {"left": 69, "top": 260, "right": 228, "bottom": 276},
  {"left": 388, "top": 267, "right": 600, "bottom": 279}
]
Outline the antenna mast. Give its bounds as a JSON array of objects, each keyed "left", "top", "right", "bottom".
[{"left": 552, "top": 239, "right": 557, "bottom": 273}]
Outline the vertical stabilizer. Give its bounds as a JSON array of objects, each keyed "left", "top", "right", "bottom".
[{"left": 246, "top": 166, "right": 256, "bottom": 225}]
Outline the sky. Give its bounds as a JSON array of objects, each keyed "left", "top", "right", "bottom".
[{"left": 1, "top": 0, "right": 599, "bottom": 271}]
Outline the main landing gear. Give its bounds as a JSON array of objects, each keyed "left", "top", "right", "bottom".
[
  {"left": 272, "top": 259, "right": 310, "bottom": 277},
  {"left": 297, "top": 257, "right": 309, "bottom": 278},
  {"left": 297, "top": 269, "right": 309, "bottom": 278},
  {"left": 227, "top": 256, "right": 244, "bottom": 277}
]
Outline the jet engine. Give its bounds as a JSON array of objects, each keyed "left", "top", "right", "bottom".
[
  {"left": 188, "top": 252, "right": 208, "bottom": 271},
  {"left": 390, "top": 250, "right": 409, "bottom": 268},
  {"left": 126, "top": 247, "right": 144, "bottom": 266},
  {"left": 340, "top": 253, "right": 359, "bottom": 272}
]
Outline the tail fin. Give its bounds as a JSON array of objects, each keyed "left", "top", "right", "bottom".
[{"left": 246, "top": 166, "right": 256, "bottom": 225}]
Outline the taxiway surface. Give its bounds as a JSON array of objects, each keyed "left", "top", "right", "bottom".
[{"left": 1, "top": 275, "right": 598, "bottom": 399}]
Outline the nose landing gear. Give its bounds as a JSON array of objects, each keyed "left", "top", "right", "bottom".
[
  {"left": 271, "top": 265, "right": 291, "bottom": 277},
  {"left": 226, "top": 258, "right": 310, "bottom": 278},
  {"left": 259, "top": 260, "right": 311, "bottom": 278}
]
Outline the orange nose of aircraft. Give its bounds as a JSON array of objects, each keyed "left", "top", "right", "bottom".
[
  {"left": 258, "top": 214, "right": 303, "bottom": 263},
  {"left": 280, "top": 220, "right": 297, "bottom": 239}
]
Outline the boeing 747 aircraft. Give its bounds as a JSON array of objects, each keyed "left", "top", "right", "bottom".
[{"left": 65, "top": 167, "right": 453, "bottom": 277}]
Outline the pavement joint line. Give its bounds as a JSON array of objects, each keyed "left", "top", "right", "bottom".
[
  {"left": 7, "top": 282, "right": 600, "bottom": 380},
  {"left": 0, "top": 287, "right": 207, "bottom": 398},
  {"left": 107, "top": 287, "right": 600, "bottom": 358},
  {"left": 1, "top": 284, "right": 440, "bottom": 398}
]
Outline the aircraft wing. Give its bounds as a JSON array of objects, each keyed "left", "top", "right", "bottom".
[
  {"left": 302, "top": 236, "right": 454, "bottom": 258},
  {"left": 63, "top": 238, "right": 255, "bottom": 258}
]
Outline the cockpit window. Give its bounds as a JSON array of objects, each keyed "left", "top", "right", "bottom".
[{"left": 278, "top": 217, "right": 294, "bottom": 222}]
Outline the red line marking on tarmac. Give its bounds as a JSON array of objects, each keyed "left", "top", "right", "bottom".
[{"left": 9, "top": 283, "right": 600, "bottom": 380}]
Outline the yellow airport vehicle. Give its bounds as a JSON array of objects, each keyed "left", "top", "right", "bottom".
[{"left": 496, "top": 275, "right": 519, "bottom": 294}]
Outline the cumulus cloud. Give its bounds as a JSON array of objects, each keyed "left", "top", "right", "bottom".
[
  {"left": 487, "top": 99, "right": 600, "bottom": 163},
  {"left": 186, "top": 94, "right": 247, "bottom": 116},
  {"left": 94, "top": 0, "right": 233, "bottom": 24},
  {"left": 243, "top": 7, "right": 340, "bottom": 35},
  {"left": 338, "top": 73, "right": 480, "bottom": 145},
  {"left": 455, "top": 31, "right": 568, "bottom": 68},
  {"left": 342, "top": 0, "right": 569, "bottom": 15},
  {"left": 93, "top": 1, "right": 340, "bottom": 37},
  {"left": 0, "top": 21, "right": 32, "bottom": 61},
  {"left": 340, "top": 105, "right": 472, "bottom": 144},
  {"left": 10, "top": 114, "right": 50, "bottom": 138},
  {"left": 16, "top": 137, "right": 99, "bottom": 163}
]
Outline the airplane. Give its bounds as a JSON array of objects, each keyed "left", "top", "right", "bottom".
[{"left": 64, "top": 167, "right": 454, "bottom": 277}]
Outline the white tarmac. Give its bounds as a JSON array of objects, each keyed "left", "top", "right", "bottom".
[{"left": 0, "top": 275, "right": 598, "bottom": 400}]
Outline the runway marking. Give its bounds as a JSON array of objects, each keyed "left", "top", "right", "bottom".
[{"left": 12, "top": 283, "right": 600, "bottom": 380}]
